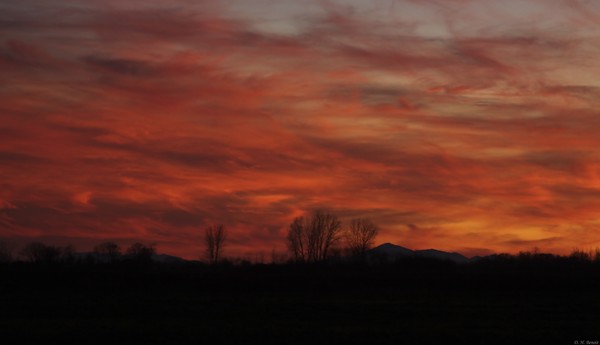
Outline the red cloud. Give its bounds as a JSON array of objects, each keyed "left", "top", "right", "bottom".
[{"left": 2, "top": 0, "right": 600, "bottom": 259}]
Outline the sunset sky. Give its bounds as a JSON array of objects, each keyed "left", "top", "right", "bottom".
[{"left": 2, "top": 0, "right": 600, "bottom": 259}]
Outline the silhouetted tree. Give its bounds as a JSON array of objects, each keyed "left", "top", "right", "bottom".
[
  {"left": 93, "top": 241, "right": 122, "bottom": 263},
  {"left": 344, "top": 218, "right": 378, "bottom": 258},
  {"left": 287, "top": 210, "right": 342, "bottom": 263},
  {"left": 61, "top": 244, "right": 76, "bottom": 264},
  {"left": 126, "top": 242, "right": 156, "bottom": 262},
  {"left": 20, "top": 242, "right": 74, "bottom": 263},
  {"left": 0, "top": 239, "right": 14, "bottom": 263},
  {"left": 21, "top": 242, "right": 49, "bottom": 263},
  {"left": 569, "top": 248, "right": 596, "bottom": 263},
  {"left": 287, "top": 217, "right": 306, "bottom": 262},
  {"left": 205, "top": 224, "right": 227, "bottom": 264},
  {"left": 270, "top": 249, "right": 287, "bottom": 264}
]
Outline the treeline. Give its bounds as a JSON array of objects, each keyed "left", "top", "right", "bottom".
[
  {"left": 1, "top": 236, "right": 600, "bottom": 269},
  {"left": 0, "top": 238, "right": 600, "bottom": 270},
  {"left": 0, "top": 240, "right": 157, "bottom": 264},
  {"left": 2, "top": 208, "right": 600, "bottom": 266}
]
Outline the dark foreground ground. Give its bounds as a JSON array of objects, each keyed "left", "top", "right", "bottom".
[{"left": 0, "top": 258, "right": 599, "bottom": 345}]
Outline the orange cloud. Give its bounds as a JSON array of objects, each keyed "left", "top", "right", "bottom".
[{"left": 2, "top": 0, "right": 600, "bottom": 259}]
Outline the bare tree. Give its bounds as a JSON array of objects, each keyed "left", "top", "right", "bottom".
[
  {"left": 20, "top": 242, "right": 73, "bottom": 263},
  {"left": 344, "top": 218, "right": 378, "bottom": 258},
  {"left": 286, "top": 210, "right": 342, "bottom": 263},
  {"left": 126, "top": 242, "right": 156, "bottom": 262},
  {"left": 21, "top": 242, "right": 47, "bottom": 263},
  {"left": 287, "top": 217, "right": 307, "bottom": 262},
  {"left": 205, "top": 224, "right": 227, "bottom": 264},
  {"left": 0, "top": 239, "right": 14, "bottom": 263},
  {"left": 93, "top": 241, "right": 122, "bottom": 263}
]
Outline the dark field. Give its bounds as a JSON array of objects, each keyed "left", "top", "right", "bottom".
[{"left": 1, "top": 260, "right": 599, "bottom": 344}]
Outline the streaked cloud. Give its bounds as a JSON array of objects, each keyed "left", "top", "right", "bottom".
[{"left": 2, "top": 0, "right": 600, "bottom": 258}]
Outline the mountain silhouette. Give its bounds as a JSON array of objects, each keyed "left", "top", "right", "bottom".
[
  {"left": 369, "top": 243, "right": 469, "bottom": 263},
  {"left": 369, "top": 243, "right": 414, "bottom": 257},
  {"left": 413, "top": 248, "right": 469, "bottom": 263}
]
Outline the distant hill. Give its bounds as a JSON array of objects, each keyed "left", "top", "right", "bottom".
[
  {"left": 152, "top": 253, "right": 187, "bottom": 264},
  {"left": 368, "top": 243, "right": 470, "bottom": 263},
  {"left": 413, "top": 249, "right": 469, "bottom": 264},
  {"left": 369, "top": 243, "right": 414, "bottom": 257}
]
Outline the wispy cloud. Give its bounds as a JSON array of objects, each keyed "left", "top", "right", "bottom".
[{"left": 2, "top": 0, "right": 600, "bottom": 258}]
